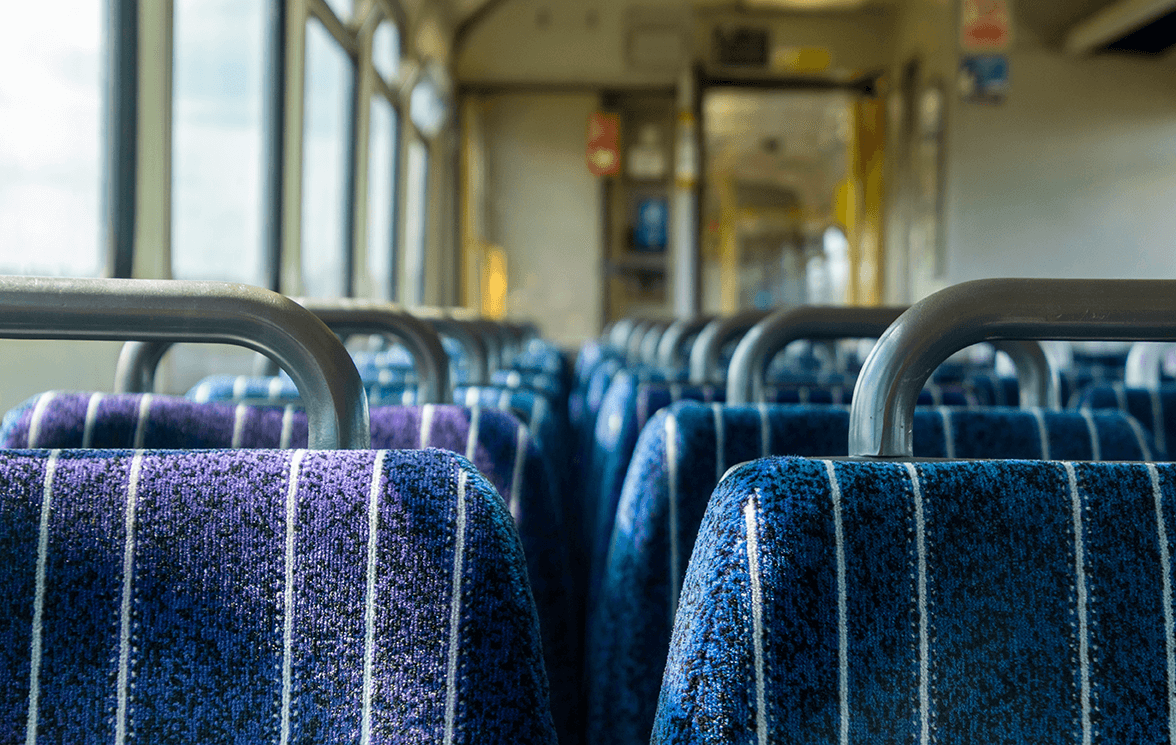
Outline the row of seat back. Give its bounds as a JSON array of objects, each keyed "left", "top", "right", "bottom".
[
  {"left": 0, "top": 278, "right": 565, "bottom": 744},
  {"left": 652, "top": 278, "right": 1176, "bottom": 744},
  {"left": 586, "top": 400, "right": 1153, "bottom": 745}
]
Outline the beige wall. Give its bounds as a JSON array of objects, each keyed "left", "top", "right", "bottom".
[
  {"left": 457, "top": 0, "right": 683, "bottom": 86},
  {"left": 481, "top": 92, "right": 603, "bottom": 346},
  {"left": 885, "top": 0, "right": 1176, "bottom": 302}
]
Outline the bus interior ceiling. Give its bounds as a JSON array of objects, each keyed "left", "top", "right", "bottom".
[{"left": 3, "top": 0, "right": 1176, "bottom": 403}]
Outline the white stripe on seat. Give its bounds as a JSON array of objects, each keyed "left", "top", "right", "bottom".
[
  {"left": 1080, "top": 410, "right": 1102, "bottom": 461},
  {"left": 1124, "top": 414, "right": 1155, "bottom": 461},
  {"left": 114, "top": 452, "right": 145, "bottom": 745},
  {"left": 232, "top": 375, "right": 249, "bottom": 401},
  {"left": 497, "top": 388, "right": 511, "bottom": 410},
  {"left": 463, "top": 387, "right": 478, "bottom": 408},
  {"left": 465, "top": 406, "right": 481, "bottom": 462},
  {"left": 666, "top": 413, "right": 681, "bottom": 616},
  {"left": 509, "top": 426, "right": 527, "bottom": 519},
  {"left": 132, "top": 395, "right": 153, "bottom": 450},
  {"left": 757, "top": 403, "right": 770, "bottom": 458},
  {"left": 82, "top": 392, "right": 104, "bottom": 448},
  {"left": 1153, "top": 389, "right": 1167, "bottom": 456},
  {"left": 231, "top": 404, "right": 248, "bottom": 449},
  {"left": 1063, "top": 462, "right": 1093, "bottom": 745},
  {"left": 279, "top": 406, "right": 296, "bottom": 449},
  {"left": 744, "top": 492, "right": 767, "bottom": 745},
  {"left": 24, "top": 450, "right": 59, "bottom": 745},
  {"left": 279, "top": 450, "right": 306, "bottom": 745},
  {"left": 938, "top": 407, "right": 955, "bottom": 460},
  {"left": 824, "top": 461, "right": 849, "bottom": 745},
  {"left": 905, "top": 462, "right": 932, "bottom": 745},
  {"left": 1148, "top": 464, "right": 1176, "bottom": 745},
  {"left": 712, "top": 404, "right": 725, "bottom": 485},
  {"left": 1032, "top": 408, "right": 1051, "bottom": 460},
  {"left": 420, "top": 404, "right": 435, "bottom": 449},
  {"left": 360, "top": 451, "right": 388, "bottom": 745},
  {"left": 26, "top": 392, "right": 57, "bottom": 448},
  {"left": 443, "top": 469, "right": 470, "bottom": 745},
  {"left": 267, "top": 376, "right": 284, "bottom": 402}
]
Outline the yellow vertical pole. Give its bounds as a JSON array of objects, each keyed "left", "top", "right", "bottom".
[
  {"left": 717, "top": 170, "right": 739, "bottom": 313},
  {"left": 858, "top": 97, "right": 886, "bottom": 305}
]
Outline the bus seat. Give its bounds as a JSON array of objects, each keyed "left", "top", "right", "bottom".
[
  {"left": 652, "top": 456, "right": 1170, "bottom": 744},
  {"left": 0, "top": 393, "right": 580, "bottom": 742},
  {"left": 1074, "top": 382, "right": 1176, "bottom": 461},
  {"left": 588, "top": 401, "right": 1154, "bottom": 745},
  {"left": 0, "top": 448, "right": 558, "bottom": 744}
]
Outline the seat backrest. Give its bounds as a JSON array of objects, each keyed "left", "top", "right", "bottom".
[
  {"left": 1076, "top": 381, "right": 1176, "bottom": 459},
  {"left": 653, "top": 456, "right": 1172, "bottom": 744},
  {"left": 0, "top": 448, "right": 556, "bottom": 744},
  {"left": 0, "top": 392, "right": 580, "bottom": 743},
  {"left": 588, "top": 401, "right": 1155, "bottom": 745}
]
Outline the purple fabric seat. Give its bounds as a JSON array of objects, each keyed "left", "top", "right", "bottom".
[
  {"left": 0, "top": 447, "right": 556, "bottom": 743},
  {"left": 0, "top": 392, "right": 580, "bottom": 744}
]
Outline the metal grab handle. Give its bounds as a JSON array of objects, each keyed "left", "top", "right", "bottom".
[
  {"left": 1125, "top": 342, "right": 1176, "bottom": 390},
  {"left": 990, "top": 339, "right": 1061, "bottom": 409},
  {"left": 625, "top": 320, "right": 654, "bottom": 365},
  {"left": 3, "top": 276, "right": 369, "bottom": 449},
  {"left": 726, "top": 306, "right": 908, "bottom": 404},
  {"left": 607, "top": 318, "right": 638, "bottom": 350},
  {"left": 294, "top": 299, "right": 452, "bottom": 404},
  {"left": 688, "top": 310, "right": 772, "bottom": 384},
  {"left": 413, "top": 307, "right": 490, "bottom": 385},
  {"left": 638, "top": 321, "right": 671, "bottom": 365},
  {"left": 849, "top": 278, "right": 1176, "bottom": 458},
  {"left": 117, "top": 300, "right": 456, "bottom": 404},
  {"left": 656, "top": 316, "right": 713, "bottom": 371}
]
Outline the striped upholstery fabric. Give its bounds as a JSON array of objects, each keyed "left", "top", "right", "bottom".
[
  {"left": 0, "top": 392, "right": 580, "bottom": 744},
  {"left": 0, "top": 448, "right": 556, "bottom": 744},
  {"left": 653, "top": 456, "right": 1175, "bottom": 744},
  {"left": 1075, "top": 382, "right": 1176, "bottom": 460},
  {"left": 589, "top": 402, "right": 1155, "bottom": 745},
  {"left": 586, "top": 377, "right": 992, "bottom": 602}
]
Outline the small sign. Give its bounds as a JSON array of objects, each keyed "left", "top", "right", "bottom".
[
  {"left": 961, "top": 0, "right": 1012, "bottom": 52},
  {"left": 586, "top": 112, "right": 621, "bottom": 177},
  {"left": 959, "top": 54, "right": 1009, "bottom": 104},
  {"left": 633, "top": 198, "right": 668, "bottom": 252}
]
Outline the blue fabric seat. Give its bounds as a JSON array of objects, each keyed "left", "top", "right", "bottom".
[
  {"left": 653, "top": 455, "right": 1173, "bottom": 744},
  {"left": 0, "top": 447, "right": 557, "bottom": 743},
  {"left": 586, "top": 376, "right": 995, "bottom": 603},
  {"left": 589, "top": 401, "right": 1155, "bottom": 745},
  {"left": 1074, "top": 382, "right": 1176, "bottom": 460},
  {"left": 1, "top": 392, "right": 580, "bottom": 745}
]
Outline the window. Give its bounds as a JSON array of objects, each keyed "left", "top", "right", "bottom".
[
  {"left": 367, "top": 95, "right": 399, "bottom": 300},
  {"left": 403, "top": 138, "right": 429, "bottom": 304},
  {"left": 0, "top": 1, "right": 102, "bottom": 276},
  {"left": 372, "top": 20, "right": 400, "bottom": 83},
  {"left": 172, "top": 0, "right": 266, "bottom": 286},
  {"left": 300, "top": 17, "right": 354, "bottom": 298},
  {"left": 321, "top": 0, "right": 352, "bottom": 22}
]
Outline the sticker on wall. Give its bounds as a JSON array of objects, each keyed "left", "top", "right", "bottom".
[
  {"left": 959, "top": 54, "right": 1008, "bottom": 104},
  {"left": 960, "top": 0, "right": 1012, "bottom": 52},
  {"left": 586, "top": 112, "right": 621, "bottom": 177},
  {"left": 633, "top": 197, "right": 668, "bottom": 252}
]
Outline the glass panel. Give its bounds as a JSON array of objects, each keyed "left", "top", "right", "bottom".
[
  {"left": 410, "top": 74, "right": 447, "bottom": 138},
  {"left": 172, "top": 0, "right": 266, "bottom": 285},
  {"left": 0, "top": 1, "right": 102, "bottom": 276},
  {"left": 403, "top": 138, "right": 429, "bottom": 304},
  {"left": 301, "top": 18, "right": 354, "bottom": 298},
  {"left": 700, "top": 89, "right": 851, "bottom": 313},
  {"left": 372, "top": 21, "right": 400, "bottom": 84},
  {"left": 367, "top": 95, "right": 398, "bottom": 300}
]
